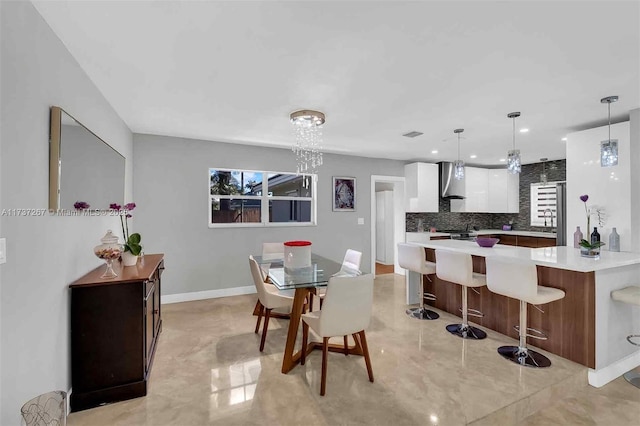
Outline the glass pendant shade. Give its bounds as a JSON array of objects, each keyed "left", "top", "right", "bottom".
[
  {"left": 507, "top": 149, "right": 521, "bottom": 174},
  {"left": 600, "top": 96, "right": 619, "bottom": 167},
  {"left": 540, "top": 158, "right": 548, "bottom": 184},
  {"left": 454, "top": 160, "right": 465, "bottom": 180},
  {"left": 453, "top": 128, "right": 465, "bottom": 180},
  {"left": 601, "top": 140, "right": 618, "bottom": 166},
  {"left": 506, "top": 112, "right": 521, "bottom": 174}
]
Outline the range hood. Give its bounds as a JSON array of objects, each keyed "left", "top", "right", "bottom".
[{"left": 439, "top": 162, "right": 465, "bottom": 199}]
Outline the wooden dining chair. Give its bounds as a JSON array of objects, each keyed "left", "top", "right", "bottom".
[
  {"left": 249, "top": 256, "right": 293, "bottom": 352},
  {"left": 301, "top": 274, "right": 374, "bottom": 395}
]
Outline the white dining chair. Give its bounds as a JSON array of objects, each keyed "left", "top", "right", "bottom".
[
  {"left": 315, "top": 249, "right": 363, "bottom": 308},
  {"left": 249, "top": 255, "right": 293, "bottom": 352},
  {"left": 300, "top": 274, "right": 375, "bottom": 396}
]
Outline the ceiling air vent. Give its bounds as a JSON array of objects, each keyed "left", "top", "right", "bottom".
[{"left": 402, "top": 131, "right": 423, "bottom": 138}]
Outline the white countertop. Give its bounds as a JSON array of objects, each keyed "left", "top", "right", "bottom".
[
  {"left": 407, "top": 230, "right": 557, "bottom": 238},
  {"left": 412, "top": 239, "right": 640, "bottom": 272}
]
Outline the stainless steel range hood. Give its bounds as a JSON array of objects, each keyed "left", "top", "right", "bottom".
[{"left": 439, "top": 162, "right": 465, "bottom": 199}]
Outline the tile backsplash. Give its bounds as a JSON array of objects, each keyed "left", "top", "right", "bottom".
[{"left": 406, "top": 160, "right": 566, "bottom": 232}]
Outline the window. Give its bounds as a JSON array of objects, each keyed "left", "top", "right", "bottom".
[
  {"left": 209, "top": 169, "right": 315, "bottom": 227},
  {"left": 530, "top": 182, "right": 558, "bottom": 227}
]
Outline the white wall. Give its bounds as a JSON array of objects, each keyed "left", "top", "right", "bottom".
[
  {"left": 0, "top": 2, "right": 133, "bottom": 423},
  {"left": 566, "top": 121, "right": 632, "bottom": 252},
  {"left": 630, "top": 109, "right": 640, "bottom": 249},
  {"left": 132, "top": 133, "right": 405, "bottom": 297}
]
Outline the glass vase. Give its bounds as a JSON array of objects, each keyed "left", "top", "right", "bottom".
[
  {"left": 580, "top": 246, "right": 600, "bottom": 258},
  {"left": 94, "top": 230, "right": 123, "bottom": 278}
]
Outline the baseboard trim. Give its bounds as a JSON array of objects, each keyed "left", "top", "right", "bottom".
[
  {"left": 588, "top": 350, "right": 640, "bottom": 387},
  {"left": 161, "top": 286, "right": 256, "bottom": 305}
]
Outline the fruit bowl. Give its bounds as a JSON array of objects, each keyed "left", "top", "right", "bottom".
[{"left": 476, "top": 237, "right": 500, "bottom": 248}]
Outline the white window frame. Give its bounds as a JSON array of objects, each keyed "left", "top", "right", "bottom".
[
  {"left": 530, "top": 181, "right": 561, "bottom": 227},
  {"left": 208, "top": 167, "right": 317, "bottom": 228}
]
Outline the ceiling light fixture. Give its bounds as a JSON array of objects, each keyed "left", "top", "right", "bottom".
[
  {"left": 520, "top": 128, "right": 529, "bottom": 133},
  {"left": 507, "top": 112, "right": 522, "bottom": 174},
  {"left": 470, "top": 154, "right": 477, "bottom": 159},
  {"left": 290, "top": 109, "right": 325, "bottom": 186},
  {"left": 499, "top": 158, "right": 506, "bottom": 162},
  {"left": 561, "top": 137, "right": 567, "bottom": 141},
  {"left": 540, "top": 157, "right": 548, "bottom": 184},
  {"left": 431, "top": 150, "right": 438, "bottom": 154},
  {"left": 600, "top": 96, "right": 619, "bottom": 167},
  {"left": 453, "top": 128, "right": 465, "bottom": 180}
]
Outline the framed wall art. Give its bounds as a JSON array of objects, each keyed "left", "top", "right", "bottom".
[{"left": 333, "top": 176, "right": 356, "bottom": 211}]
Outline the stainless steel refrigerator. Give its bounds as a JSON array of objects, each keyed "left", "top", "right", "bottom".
[{"left": 556, "top": 182, "right": 567, "bottom": 246}]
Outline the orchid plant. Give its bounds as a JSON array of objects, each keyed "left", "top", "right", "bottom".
[
  {"left": 579, "top": 195, "right": 605, "bottom": 250},
  {"left": 74, "top": 201, "right": 90, "bottom": 209},
  {"left": 110, "top": 202, "right": 142, "bottom": 255}
]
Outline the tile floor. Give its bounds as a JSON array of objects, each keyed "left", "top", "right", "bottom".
[{"left": 68, "top": 274, "right": 639, "bottom": 425}]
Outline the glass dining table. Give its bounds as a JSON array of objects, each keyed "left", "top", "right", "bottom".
[{"left": 252, "top": 253, "right": 365, "bottom": 374}]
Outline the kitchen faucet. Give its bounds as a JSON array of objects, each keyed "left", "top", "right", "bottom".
[{"left": 543, "top": 209, "right": 554, "bottom": 228}]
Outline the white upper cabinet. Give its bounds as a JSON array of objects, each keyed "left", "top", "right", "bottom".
[
  {"left": 451, "top": 167, "right": 519, "bottom": 213},
  {"left": 404, "top": 162, "right": 439, "bottom": 212},
  {"left": 451, "top": 167, "right": 488, "bottom": 212},
  {"left": 488, "top": 169, "right": 519, "bottom": 213}
]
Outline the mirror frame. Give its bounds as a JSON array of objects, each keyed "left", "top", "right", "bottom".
[{"left": 48, "top": 106, "right": 125, "bottom": 210}]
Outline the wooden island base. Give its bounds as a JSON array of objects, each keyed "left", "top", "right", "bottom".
[{"left": 423, "top": 249, "right": 596, "bottom": 368}]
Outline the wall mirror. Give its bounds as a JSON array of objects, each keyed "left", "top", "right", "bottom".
[{"left": 49, "top": 106, "right": 125, "bottom": 211}]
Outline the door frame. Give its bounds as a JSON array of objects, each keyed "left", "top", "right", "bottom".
[{"left": 370, "top": 175, "right": 405, "bottom": 277}]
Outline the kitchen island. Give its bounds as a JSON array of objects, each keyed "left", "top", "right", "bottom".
[{"left": 411, "top": 239, "right": 640, "bottom": 387}]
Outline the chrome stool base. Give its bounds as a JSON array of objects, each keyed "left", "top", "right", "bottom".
[
  {"left": 623, "top": 371, "right": 640, "bottom": 388},
  {"left": 497, "top": 346, "right": 551, "bottom": 368},
  {"left": 406, "top": 307, "right": 440, "bottom": 320},
  {"left": 446, "top": 324, "right": 487, "bottom": 340}
]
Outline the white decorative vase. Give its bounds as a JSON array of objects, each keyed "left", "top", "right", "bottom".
[
  {"left": 284, "top": 241, "right": 312, "bottom": 270},
  {"left": 122, "top": 250, "right": 139, "bottom": 266}
]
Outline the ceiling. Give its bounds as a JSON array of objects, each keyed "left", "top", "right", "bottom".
[{"left": 33, "top": 0, "right": 640, "bottom": 166}]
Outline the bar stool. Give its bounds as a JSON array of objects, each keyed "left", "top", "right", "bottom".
[
  {"left": 435, "top": 249, "right": 487, "bottom": 339},
  {"left": 398, "top": 243, "right": 439, "bottom": 320},
  {"left": 611, "top": 286, "right": 640, "bottom": 388},
  {"left": 485, "top": 256, "right": 565, "bottom": 368}
]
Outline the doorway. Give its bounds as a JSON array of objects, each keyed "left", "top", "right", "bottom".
[{"left": 370, "top": 175, "right": 405, "bottom": 277}]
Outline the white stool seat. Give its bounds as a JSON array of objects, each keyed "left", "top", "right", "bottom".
[
  {"left": 398, "top": 243, "right": 440, "bottom": 320},
  {"left": 398, "top": 243, "right": 435, "bottom": 275},
  {"left": 610, "top": 285, "right": 640, "bottom": 388},
  {"left": 530, "top": 285, "right": 566, "bottom": 306},
  {"left": 435, "top": 249, "right": 487, "bottom": 339},
  {"left": 612, "top": 286, "right": 640, "bottom": 306},
  {"left": 485, "top": 256, "right": 565, "bottom": 368},
  {"left": 470, "top": 273, "right": 486, "bottom": 288}
]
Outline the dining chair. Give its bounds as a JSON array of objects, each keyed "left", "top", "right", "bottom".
[
  {"left": 249, "top": 255, "right": 293, "bottom": 352},
  {"left": 300, "top": 274, "right": 375, "bottom": 396},
  {"left": 315, "top": 249, "right": 363, "bottom": 308}
]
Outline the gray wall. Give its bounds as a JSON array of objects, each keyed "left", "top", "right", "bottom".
[
  {"left": 406, "top": 160, "right": 566, "bottom": 232},
  {"left": 133, "top": 134, "right": 405, "bottom": 296},
  {"left": 0, "top": 2, "right": 133, "bottom": 423},
  {"left": 631, "top": 109, "right": 640, "bottom": 249}
]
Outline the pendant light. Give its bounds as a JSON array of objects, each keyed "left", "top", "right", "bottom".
[
  {"left": 540, "top": 158, "right": 548, "bottom": 184},
  {"left": 600, "top": 96, "right": 619, "bottom": 167},
  {"left": 507, "top": 112, "right": 521, "bottom": 174},
  {"left": 453, "top": 128, "right": 465, "bottom": 180}
]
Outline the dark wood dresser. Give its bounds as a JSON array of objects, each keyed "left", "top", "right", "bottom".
[{"left": 69, "top": 254, "right": 164, "bottom": 412}]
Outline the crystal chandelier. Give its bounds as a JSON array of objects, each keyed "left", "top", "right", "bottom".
[
  {"left": 600, "top": 96, "right": 619, "bottom": 167},
  {"left": 453, "top": 128, "right": 465, "bottom": 180},
  {"left": 540, "top": 158, "right": 548, "bottom": 184},
  {"left": 290, "top": 110, "right": 325, "bottom": 184},
  {"left": 507, "top": 112, "right": 521, "bottom": 174}
]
